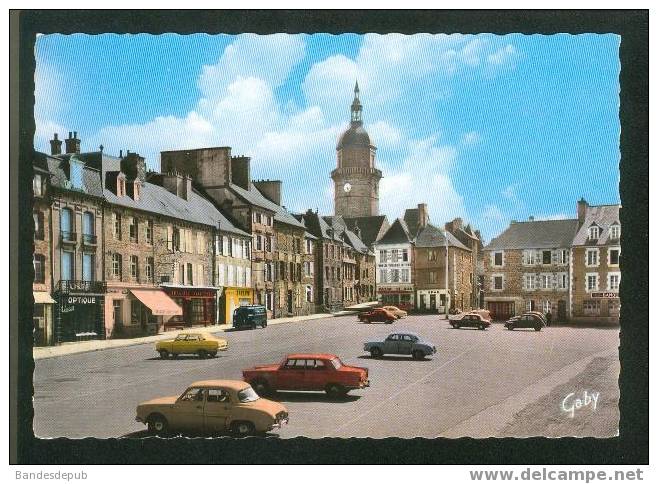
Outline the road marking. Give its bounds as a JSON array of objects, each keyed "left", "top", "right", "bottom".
[{"left": 326, "top": 341, "right": 487, "bottom": 437}]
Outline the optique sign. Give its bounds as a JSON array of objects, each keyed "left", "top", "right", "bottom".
[{"left": 67, "top": 296, "right": 97, "bottom": 305}]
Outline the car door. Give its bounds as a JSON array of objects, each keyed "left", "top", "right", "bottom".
[
  {"left": 204, "top": 388, "right": 232, "bottom": 434},
  {"left": 383, "top": 334, "right": 399, "bottom": 354},
  {"left": 171, "top": 334, "right": 189, "bottom": 354},
  {"left": 305, "top": 359, "right": 329, "bottom": 390},
  {"left": 398, "top": 334, "right": 414, "bottom": 354},
  {"left": 173, "top": 386, "right": 206, "bottom": 432},
  {"left": 277, "top": 358, "right": 306, "bottom": 390}
]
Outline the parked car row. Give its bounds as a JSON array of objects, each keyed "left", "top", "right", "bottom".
[{"left": 449, "top": 309, "right": 547, "bottom": 331}]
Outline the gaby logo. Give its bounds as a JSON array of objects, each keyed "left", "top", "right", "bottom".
[{"left": 561, "top": 390, "right": 600, "bottom": 418}]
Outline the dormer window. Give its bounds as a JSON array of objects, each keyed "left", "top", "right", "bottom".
[
  {"left": 69, "top": 157, "right": 85, "bottom": 190},
  {"left": 588, "top": 226, "right": 600, "bottom": 240},
  {"left": 116, "top": 176, "right": 126, "bottom": 197},
  {"left": 33, "top": 174, "right": 43, "bottom": 196},
  {"left": 610, "top": 224, "right": 620, "bottom": 240},
  {"left": 134, "top": 181, "right": 141, "bottom": 201}
]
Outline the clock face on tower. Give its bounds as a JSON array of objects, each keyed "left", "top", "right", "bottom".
[{"left": 343, "top": 182, "right": 352, "bottom": 193}]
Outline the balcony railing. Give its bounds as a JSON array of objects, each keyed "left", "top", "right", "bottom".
[
  {"left": 60, "top": 231, "right": 77, "bottom": 243},
  {"left": 82, "top": 233, "right": 97, "bottom": 245},
  {"left": 57, "top": 280, "right": 106, "bottom": 294}
]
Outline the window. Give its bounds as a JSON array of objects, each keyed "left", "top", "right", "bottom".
[
  {"left": 586, "top": 248, "right": 599, "bottom": 267},
  {"left": 306, "top": 239, "right": 313, "bottom": 254},
  {"left": 336, "top": 267, "right": 341, "bottom": 281},
  {"left": 557, "top": 273, "right": 568, "bottom": 289},
  {"left": 256, "top": 235, "right": 262, "bottom": 251},
  {"left": 542, "top": 250, "right": 552, "bottom": 265},
  {"left": 429, "top": 271, "right": 437, "bottom": 284},
  {"left": 558, "top": 249, "right": 569, "bottom": 265},
  {"left": 33, "top": 174, "right": 43, "bottom": 196},
  {"left": 207, "top": 389, "right": 231, "bottom": 404},
  {"left": 33, "top": 254, "right": 45, "bottom": 283},
  {"left": 129, "top": 218, "right": 138, "bottom": 242},
  {"left": 113, "top": 212, "right": 122, "bottom": 240},
  {"left": 146, "top": 257, "right": 154, "bottom": 282},
  {"left": 306, "top": 285, "right": 313, "bottom": 303},
  {"left": 609, "top": 300, "right": 620, "bottom": 316},
  {"left": 112, "top": 253, "right": 122, "bottom": 279},
  {"left": 608, "top": 273, "right": 620, "bottom": 291},
  {"left": 586, "top": 273, "right": 599, "bottom": 292},
  {"left": 190, "top": 299, "right": 204, "bottom": 323},
  {"left": 493, "top": 275, "right": 504, "bottom": 290},
  {"left": 428, "top": 250, "right": 436, "bottom": 261},
  {"left": 33, "top": 211, "right": 44, "bottom": 240},
  {"left": 196, "top": 232, "right": 204, "bottom": 254},
  {"left": 525, "top": 300, "right": 535, "bottom": 312},
  {"left": 402, "top": 249, "right": 408, "bottom": 262},
  {"left": 523, "top": 250, "right": 536, "bottom": 265},
  {"left": 541, "top": 274, "right": 552, "bottom": 289},
  {"left": 130, "top": 255, "right": 139, "bottom": 279},
  {"left": 493, "top": 251, "right": 504, "bottom": 267},
  {"left": 610, "top": 224, "right": 620, "bottom": 240},
  {"left": 70, "top": 159, "right": 84, "bottom": 189},
  {"left": 609, "top": 248, "right": 620, "bottom": 266},
  {"left": 401, "top": 268, "right": 410, "bottom": 283},
  {"left": 60, "top": 207, "right": 73, "bottom": 239},
  {"left": 523, "top": 274, "right": 535, "bottom": 290},
  {"left": 61, "top": 251, "right": 74, "bottom": 281},
  {"left": 82, "top": 253, "right": 94, "bottom": 281},
  {"left": 266, "top": 263, "right": 273, "bottom": 282},
  {"left": 145, "top": 220, "right": 153, "bottom": 245},
  {"left": 113, "top": 300, "right": 123, "bottom": 326},
  {"left": 265, "top": 291, "right": 273, "bottom": 311},
  {"left": 187, "top": 263, "right": 193, "bottom": 285},
  {"left": 81, "top": 211, "right": 95, "bottom": 244},
  {"left": 588, "top": 226, "right": 600, "bottom": 240},
  {"left": 265, "top": 236, "right": 272, "bottom": 252},
  {"left": 390, "top": 249, "right": 399, "bottom": 263},
  {"left": 256, "top": 212, "right": 262, "bottom": 224},
  {"left": 179, "top": 387, "right": 205, "bottom": 402},
  {"left": 379, "top": 249, "right": 387, "bottom": 262},
  {"left": 583, "top": 300, "right": 601, "bottom": 316},
  {"left": 390, "top": 269, "right": 400, "bottom": 283}
]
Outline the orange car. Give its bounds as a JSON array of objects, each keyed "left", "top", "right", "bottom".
[{"left": 382, "top": 306, "right": 408, "bottom": 319}]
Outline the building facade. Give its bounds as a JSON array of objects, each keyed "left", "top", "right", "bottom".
[
  {"left": 570, "top": 199, "right": 621, "bottom": 323},
  {"left": 374, "top": 219, "right": 415, "bottom": 311},
  {"left": 483, "top": 217, "right": 579, "bottom": 321},
  {"left": 331, "top": 82, "right": 382, "bottom": 218},
  {"left": 444, "top": 217, "right": 484, "bottom": 309}
]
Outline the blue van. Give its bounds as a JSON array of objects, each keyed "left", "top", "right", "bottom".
[{"left": 233, "top": 305, "right": 268, "bottom": 329}]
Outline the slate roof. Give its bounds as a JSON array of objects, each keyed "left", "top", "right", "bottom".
[
  {"left": 485, "top": 219, "right": 580, "bottom": 250},
  {"left": 403, "top": 208, "right": 420, "bottom": 237},
  {"left": 104, "top": 182, "right": 248, "bottom": 236},
  {"left": 340, "top": 215, "right": 389, "bottom": 247},
  {"left": 415, "top": 224, "right": 470, "bottom": 251},
  {"left": 376, "top": 218, "right": 413, "bottom": 245},
  {"left": 572, "top": 204, "right": 621, "bottom": 246},
  {"left": 323, "top": 215, "right": 372, "bottom": 254},
  {"left": 35, "top": 151, "right": 104, "bottom": 198},
  {"left": 230, "top": 182, "right": 305, "bottom": 229}
]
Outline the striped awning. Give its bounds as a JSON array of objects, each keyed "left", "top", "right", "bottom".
[{"left": 33, "top": 292, "right": 56, "bottom": 304}]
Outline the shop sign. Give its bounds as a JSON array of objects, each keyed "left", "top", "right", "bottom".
[
  {"left": 66, "top": 296, "right": 97, "bottom": 305},
  {"left": 236, "top": 289, "right": 252, "bottom": 297},
  {"left": 167, "top": 289, "right": 213, "bottom": 298},
  {"left": 418, "top": 289, "right": 446, "bottom": 295},
  {"left": 378, "top": 285, "right": 414, "bottom": 293},
  {"left": 591, "top": 292, "right": 618, "bottom": 299}
]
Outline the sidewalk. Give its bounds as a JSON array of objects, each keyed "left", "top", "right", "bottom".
[{"left": 33, "top": 313, "right": 332, "bottom": 360}]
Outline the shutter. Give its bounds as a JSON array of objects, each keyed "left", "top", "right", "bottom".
[
  {"left": 551, "top": 250, "right": 558, "bottom": 265},
  {"left": 552, "top": 273, "right": 558, "bottom": 289},
  {"left": 534, "top": 250, "right": 541, "bottom": 265},
  {"left": 534, "top": 274, "right": 541, "bottom": 289},
  {"left": 167, "top": 226, "right": 173, "bottom": 251}
]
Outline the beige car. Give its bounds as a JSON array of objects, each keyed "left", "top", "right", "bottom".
[
  {"left": 136, "top": 380, "right": 289, "bottom": 436},
  {"left": 382, "top": 306, "right": 408, "bottom": 319}
]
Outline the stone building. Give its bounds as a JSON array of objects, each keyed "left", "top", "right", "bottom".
[
  {"left": 483, "top": 217, "right": 579, "bottom": 321},
  {"left": 570, "top": 199, "right": 621, "bottom": 324},
  {"left": 331, "top": 82, "right": 382, "bottom": 218},
  {"left": 444, "top": 217, "right": 484, "bottom": 309},
  {"left": 374, "top": 218, "right": 415, "bottom": 311},
  {"left": 33, "top": 133, "right": 106, "bottom": 344}
]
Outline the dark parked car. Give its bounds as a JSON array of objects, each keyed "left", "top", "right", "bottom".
[
  {"left": 450, "top": 313, "right": 491, "bottom": 330},
  {"left": 364, "top": 332, "right": 436, "bottom": 360},
  {"left": 358, "top": 308, "right": 396, "bottom": 324},
  {"left": 504, "top": 312, "right": 546, "bottom": 331},
  {"left": 233, "top": 305, "right": 268, "bottom": 329}
]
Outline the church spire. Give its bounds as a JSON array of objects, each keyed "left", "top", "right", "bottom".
[{"left": 351, "top": 80, "right": 362, "bottom": 125}]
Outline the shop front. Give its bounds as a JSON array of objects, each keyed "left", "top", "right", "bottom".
[
  {"left": 378, "top": 285, "right": 415, "bottom": 312},
  {"left": 54, "top": 280, "right": 106, "bottom": 343},
  {"left": 33, "top": 291, "right": 56, "bottom": 346},
  {"left": 416, "top": 289, "right": 449, "bottom": 314},
  {"left": 162, "top": 285, "right": 218, "bottom": 328},
  {"left": 219, "top": 287, "right": 253, "bottom": 325}
]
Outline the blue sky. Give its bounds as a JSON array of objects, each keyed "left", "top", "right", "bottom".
[{"left": 34, "top": 33, "right": 621, "bottom": 241}]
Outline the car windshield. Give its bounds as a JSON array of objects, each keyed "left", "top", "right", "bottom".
[
  {"left": 330, "top": 357, "right": 343, "bottom": 370},
  {"left": 237, "top": 387, "right": 260, "bottom": 403}
]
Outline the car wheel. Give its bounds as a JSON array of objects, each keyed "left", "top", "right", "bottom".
[
  {"left": 478, "top": 324, "right": 486, "bottom": 330},
  {"left": 325, "top": 383, "right": 347, "bottom": 399},
  {"left": 210, "top": 352, "right": 218, "bottom": 358},
  {"left": 386, "top": 319, "right": 394, "bottom": 324},
  {"left": 251, "top": 379, "right": 271, "bottom": 396},
  {"left": 262, "top": 322, "right": 267, "bottom": 328},
  {"left": 534, "top": 325, "right": 542, "bottom": 332},
  {"left": 147, "top": 414, "right": 168, "bottom": 435},
  {"left": 230, "top": 421, "right": 255, "bottom": 436},
  {"left": 370, "top": 347, "right": 383, "bottom": 358},
  {"left": 197, "top": 350, "right": 208, "bottom": 359},
  {"left": 508, "top": 325, "right": 514, "bottom": 331},
  {"left": 412, "top": 350, "right": 425, "bottom": 360},
  {"left": 454, "top": 323, "right": 460, "bottom": 329},
  {"left": 159, "top": 350, "right": 169, "bottom": 359}
]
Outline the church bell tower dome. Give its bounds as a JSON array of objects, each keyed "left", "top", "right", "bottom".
[{"left": 331, "top": 81, "right": 382, "bottom": 218}]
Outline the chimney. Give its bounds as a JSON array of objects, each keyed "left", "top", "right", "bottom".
[
  {"left": 121, "top": 152, "right": 147, "bottom": 181},
  {"left": 162, "top": 172, "right": 183, "bottom": 198},
  {"left": 417, "top": 203, "right": 429, "bottom": 228},
  {"left": 230, "top": 156, "right": 251, "bottom": 190},
  {"left": 577, "top": 198, "right": 589, "bottom": 226},
  {"left": 253, "top": 180, "right": 282, "bottom": 205},
  {"left": 65, "top": 131, "right": 80, "bottom": 154},
  {"left": 50, "top": 133, "right": 62, "bottom": 156}
]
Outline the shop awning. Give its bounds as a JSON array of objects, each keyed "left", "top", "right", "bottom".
[
  {"left": 33, "top": 291, "right": 56, "bottom": 304},
  {"left": 130, "top": 289, "right": 183, "bottom": 316}
]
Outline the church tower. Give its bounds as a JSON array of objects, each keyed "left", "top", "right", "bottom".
[{"left": 331, "top": 82, "right": 382, "bottom": 218}]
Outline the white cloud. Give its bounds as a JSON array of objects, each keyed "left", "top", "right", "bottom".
[
  {"left": 487, "top": 44, "right": 518, "bottom": 66},
  {"left": 461, "top": 131, "right": 481, "bottom": 146}
]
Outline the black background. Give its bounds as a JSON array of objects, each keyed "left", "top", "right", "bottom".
[{"left": 12, "top": 9, "right": 648, "bottom": 464}]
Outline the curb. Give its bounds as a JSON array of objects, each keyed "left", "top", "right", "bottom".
[{"left": 34, "top": 313, "right": 333, "bottom": 361}]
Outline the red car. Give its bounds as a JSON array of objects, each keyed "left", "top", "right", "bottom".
[
  {"left": 358, "top": 308, "right": 395, "bottom": 324},
  {"left": 243, "top": 353, "right": 370, "bottom": 398}
]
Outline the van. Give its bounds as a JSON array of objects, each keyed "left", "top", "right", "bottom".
[{"left": 233, "top": 305, "right": 268, "bottom": 329}]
